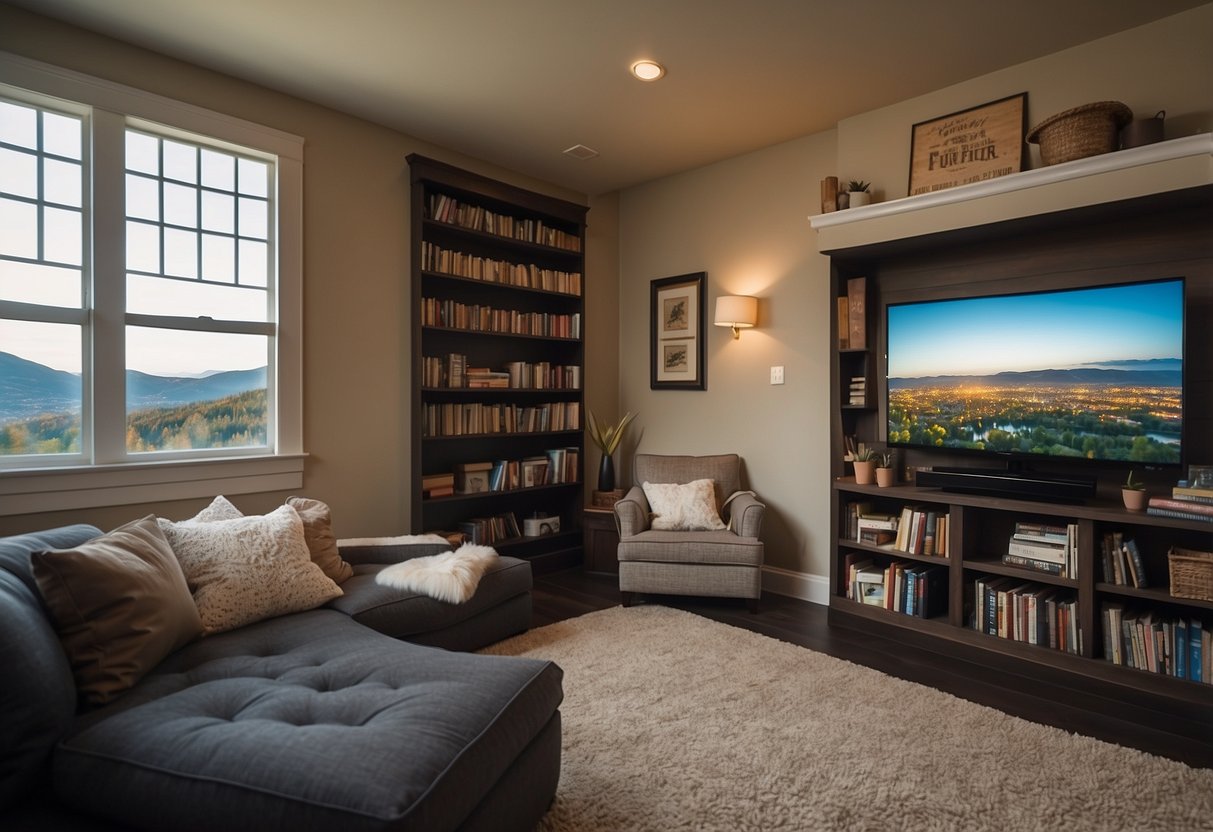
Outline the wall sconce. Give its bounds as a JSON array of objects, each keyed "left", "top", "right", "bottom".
[{"left": 714, "top": 295, "right": 758, "bottom": 339}]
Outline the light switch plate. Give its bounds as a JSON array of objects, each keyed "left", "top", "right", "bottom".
[{"left": 770, "top": 366, "right": 785, "bottom": 385}]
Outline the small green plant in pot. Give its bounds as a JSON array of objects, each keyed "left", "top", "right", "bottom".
[
  {"left": 848, "top": 180, "right": 872, "bottom": 208},
  {"left": 875, "top": 452, "right": 896, "bottom": 487},
  {"left": 1122, "top": 469, "right": 1147, "bottom": 511},
  {"left": 852, "top": 447, "right": 877, "bottom": 485}
]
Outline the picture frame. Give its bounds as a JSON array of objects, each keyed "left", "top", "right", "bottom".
[
  {"left": 650, "top": 272, "right": 706, "bottom": 391},
  {"left": 907, "top": 92, "right": 1027, "bottom": 197}
]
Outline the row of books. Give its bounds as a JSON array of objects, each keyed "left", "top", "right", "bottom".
[
  {"left": 421, "top": 355, "right": 581, "bottom": 390},
  {"left": 972, "top": 576, "right": 1081, "bottom": 655},
  {"left": 428, "top": 194, "right": 581, "bottom": 252},
  {"left": 847, "top": 375, "right": 866, "bottom": 407},
  {"left": 845, "top": 555, "right": 946, "bottom": 618},
  {"left": 457, "top": 512, "right": 523, "bottom": 546},
  {"left": 1098, "top": 531, "right": 1148, "bottom": 588},
  {"left": 421, "top": 401, "right": 580, "bottom": 437},
  {"left": 894, "top": 506, "right": 947, "bottom": 556},
  {"left": 421, "top": 241, "right": 582, "bottom": 296},
  {"left": 1146, "top": 482, "right": 1213, "bottom": 524},
  {"left": 420, "top": 296, "right": 581, "bottom": 339},
  {"left": 454, "top": 448, "right": 580, "bottom": 493},
  {"left": 1003, "top": 521, "right": 1078, "bottom": 579},
  {"left": 1103, "top": 604, "right": 1210, "bottom": 684}
]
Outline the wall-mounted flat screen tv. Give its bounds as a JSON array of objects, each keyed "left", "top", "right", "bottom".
[{"left": 886, "top": 277, "right": 1184, "bottom": 467}]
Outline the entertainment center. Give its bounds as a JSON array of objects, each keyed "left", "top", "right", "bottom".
[{"left": 812, "top": 135, "right": 1213, "bottom": 747}]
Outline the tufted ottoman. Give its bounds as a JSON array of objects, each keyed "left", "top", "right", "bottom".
[{"left": 47, "top": 609, "right": 563, "bottom": 831}]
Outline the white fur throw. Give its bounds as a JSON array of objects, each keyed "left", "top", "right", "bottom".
[
  {"left": 337, "top": 533, "right": 450, "bottom": 548},
  {"left": 374, "top": 543, "right": 498, "bottom": 604},
  {"left": 643, "top": 478, "right": 727, "bottom": 531}
]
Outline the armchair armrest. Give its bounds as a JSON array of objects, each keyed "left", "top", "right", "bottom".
[
  {"left": 724, "top": 492, "right": 765, "bottom": 539},
  {"left": 614, "top": 486, "right": 651, "bottom": 537},
  {"left": 337, "top": 534, "right": 452, "bottom": 566}
]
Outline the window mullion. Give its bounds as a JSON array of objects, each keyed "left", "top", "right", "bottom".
[{"left": 90, "top": 109, "right": 127, "bottom": 465}]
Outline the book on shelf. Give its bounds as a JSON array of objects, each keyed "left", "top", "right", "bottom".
[
  {"left": 1006, "top": 521, "right": 1077, "bottom": 577},
  {"left": 1001, "top": 552, "right": 1063, "bottom": 575},
  {"left": 1146, "top": 496, "right": 1213, "bottom": 524},
  {"left": 1172, "top": 484, "right": 1213, "bottom": 503},
  {"left": 421, "top": 471, "right": 456, "bottom": 499},
  {"left": 857, "top": 513, "right": 899, "bottom": 532},
  {"left": 836, "top": 296, "right": 849, "bottom": 349},
  {"left": 859, "top": 529, "right": 896, "bottom": 547},
  {"left": 846, "top": 277, "right": 867, "bottom": 350},
  {"left": 890, "top": 506, "right": 947, "bottom": 557}
]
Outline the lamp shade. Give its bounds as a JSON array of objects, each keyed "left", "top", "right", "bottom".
[{"left": 714, "top": 295, "right": 758, "bottom": 338}]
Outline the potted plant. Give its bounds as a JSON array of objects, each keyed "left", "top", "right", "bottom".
[
  {"left": 852, "top": 448, "right": 877, "bottom": 485},
  {"left": 587, "top": 410, "right": 637, "bottom": 492},
  {"left": 848, "top": 180, "right": 872, "bottom": 208},
  {"left": 1122, "top": 470, "right": 1147, "bottom": 511},
  {"left": 875, "top": 453, "right": 896, "bottom": 487}
]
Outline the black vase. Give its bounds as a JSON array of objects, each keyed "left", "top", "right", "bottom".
[{"left": 597, "top": 454, "right": 616, "bottom": 492}]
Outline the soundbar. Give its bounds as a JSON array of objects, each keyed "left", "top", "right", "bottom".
[{"left": 915, "top": 467, "right": 1096, "bottom": 503}]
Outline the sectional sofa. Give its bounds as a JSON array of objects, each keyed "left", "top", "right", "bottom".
[{"left": 0, "top": 513, "right": 560, "bottom": 832}]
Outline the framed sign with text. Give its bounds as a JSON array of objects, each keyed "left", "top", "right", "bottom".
[{"left": 907, "top": 93, "right": 1027, "bottom": 197}]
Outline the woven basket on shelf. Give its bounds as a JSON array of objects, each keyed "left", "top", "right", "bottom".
[
  {"left": 1168, "top": 546, "right": 1213, "bottom": 602},
  {"left": 1026, "top": 101, "right": 1133, "bottom": 166}
]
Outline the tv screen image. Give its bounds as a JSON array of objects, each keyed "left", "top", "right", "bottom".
[{"left": 886, "top": 278, "right": 1184, "bottom": 466}]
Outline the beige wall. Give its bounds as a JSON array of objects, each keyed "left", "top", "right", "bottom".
[
  {"left": 0, "top": 6, "right": 604, "bottom": 537},
  {"left": 618, "top": 131, "right": 837, "bottom": 579},
  {"left": 615, "top": 5, "right": 1213, "bottom": 586}
]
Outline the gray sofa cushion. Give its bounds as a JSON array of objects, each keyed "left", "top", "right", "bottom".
[
  {"left": 52, "top": 609, "right": 562, "bottom": 832},
  {"left": 328, "top": 556, "right": 532, "bottom": 643},
  {"left": 0, "top": 524, "right": 101, "bottom": 811}
]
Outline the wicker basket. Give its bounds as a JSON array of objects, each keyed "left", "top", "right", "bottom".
[
  {"left": 1168, "top": 546, "right": 1213, "bottom": 602},
  {"left": 1026, "top": 101, "right": 1133, "bottom": 166}
]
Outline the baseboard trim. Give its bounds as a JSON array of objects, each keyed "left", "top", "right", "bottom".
[{"left": 761, "top": 565, "right": 828, "bottom": 605}]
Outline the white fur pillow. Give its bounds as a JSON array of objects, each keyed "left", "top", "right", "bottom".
[
  {"left": 642, "top": 479, "right": 726, "bottom": 531},
  {"left": 159, "top": 504, "right": 343, "bottom": 635},
  {"left": 374, "top": 543, "right": 498, "bottom": 604}
]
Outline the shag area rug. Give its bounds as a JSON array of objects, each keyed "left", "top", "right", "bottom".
[{"left": 482, "top": 605, "right": 1213, "bottom": 832}]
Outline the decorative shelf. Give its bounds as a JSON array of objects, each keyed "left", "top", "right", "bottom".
[{"left": 809, "top": 134, "right": 1213, "bottom": 253}]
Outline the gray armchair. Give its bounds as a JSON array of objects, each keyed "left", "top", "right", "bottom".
[{"left": 613, "top": 453, "right": 765, "bottom": 612}]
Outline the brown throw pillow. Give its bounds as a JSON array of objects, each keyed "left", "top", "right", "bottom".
[
  {"left": 32, "top": 516, "right": 202, "bottom": 708},
  {"left": 287, "top": 496, "right": 354, "bottom": 584}
]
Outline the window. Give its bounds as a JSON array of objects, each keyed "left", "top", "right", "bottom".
[{"left": 0, "top": 52, "right": 303, "bottom": 515}]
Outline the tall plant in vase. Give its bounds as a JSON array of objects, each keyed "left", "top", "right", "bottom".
[{"left": 588, "top": 411, "right": 637, "bottom": 492}]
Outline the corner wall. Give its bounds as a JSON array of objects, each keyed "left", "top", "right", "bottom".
[
  {"left": 615, "top": 5, "right": 1213, "bottom": 594},
  {"left": 0, "top": 6, "right": 609, "bottom": 537}
]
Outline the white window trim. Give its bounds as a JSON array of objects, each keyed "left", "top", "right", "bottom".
[{"left": 0, "top": 51, "right": 305, "bottom": 516}]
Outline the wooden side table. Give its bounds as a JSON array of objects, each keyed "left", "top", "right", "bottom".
[{"left": 582, "top": 507, "right": 620, "bottom": 574}]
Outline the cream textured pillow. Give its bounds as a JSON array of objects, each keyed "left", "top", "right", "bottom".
[
  {"left": 159, "top": 505, "right": 342, "bottom": 635},
  {"left": 191, "top": 494, "right": 243, "bottom": 522},
  {"left": 32, "top": 516, "right": 202, "bottom": 706},
  {"left": 642, "top": 479, "right": 727, "bottom": 531}
]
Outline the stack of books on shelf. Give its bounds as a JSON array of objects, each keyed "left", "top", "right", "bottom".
[
  {"left": 847, "top": 376, "right": 866, "bottom": 406},
  {"left": 844, "top": 555, "right": 945, "bottom": 618},
  {"left": 1103, "top": 603, "right": 1211, "bottom": 684},
  {"left": 421, "top": 241, "right": 583, "bottom": 295},
  {"left": 894, "top": 506, "right": 948, "bottom": 556},
  {"left": 1003, "top": 521, "right": 1078, "bottom": 578},
  {"left": 421, "top": 472, "right": 455, "bottom": 499},
  {"left": 1098, "top": 531, "right": 1149, "bottom": 588},
  {"left": 465, "top": 367, "right": 510, "bottom": 388},
  {"left": 857, "top": 511, "right": 898, "bottom": 547},
  {"left": 458, "top": 512, "right": 522, "bottom": 545},
  {"left": 428, "top": 194, "right": 581, "bottom": 252},
  {"left": 1147, "top": 481, "right": 1213, "bottom": 524},
  {"left": 972, "top": 576, "right": 1080, "bottom": 654}
]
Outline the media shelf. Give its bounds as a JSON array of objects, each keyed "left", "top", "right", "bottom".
[
  {"left": 823, "top": 186, "right": 1213, "bottom": 750},
  {"left": 409, "top": 154, "right": 587, "bottom": 573}
]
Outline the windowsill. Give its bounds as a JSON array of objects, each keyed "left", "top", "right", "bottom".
[{"left": 0, "top": 453, "right": 307, "bottom": 516}]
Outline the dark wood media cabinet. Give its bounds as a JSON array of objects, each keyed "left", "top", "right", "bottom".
[{"left": 822, "top": 175, "right": 1213, "bottom": 749}]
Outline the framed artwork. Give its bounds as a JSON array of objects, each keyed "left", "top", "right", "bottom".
[
  {"left": 650, "top": 272, "right": 706, "bottom": 391},
  {"left": 907, "top": 93, "right": 1027, "bottom": 197}
]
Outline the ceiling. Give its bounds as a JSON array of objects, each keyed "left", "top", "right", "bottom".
[{"left": 7, "top": 0, "right": 1207, "bottom": 195}]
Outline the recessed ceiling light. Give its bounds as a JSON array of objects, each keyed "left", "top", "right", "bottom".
[{"left": 630, "top": 60, "right": 665, "bottom": 81}]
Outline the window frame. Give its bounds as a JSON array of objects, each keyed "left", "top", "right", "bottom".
[{"left": 0, "top": 51, "right": 304, "bottom": 516}]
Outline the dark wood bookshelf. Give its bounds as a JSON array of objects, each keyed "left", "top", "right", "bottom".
[
  {"left": 827, "top": 186, "right": 1213, "bottom": 737},
  {"left": 408, "top": 155, "right": 588, "bottom": 567}
]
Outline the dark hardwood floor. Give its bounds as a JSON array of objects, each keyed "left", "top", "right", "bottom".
[{"left": 532, "top": 568, "right": 1213, "bottom": 769}]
